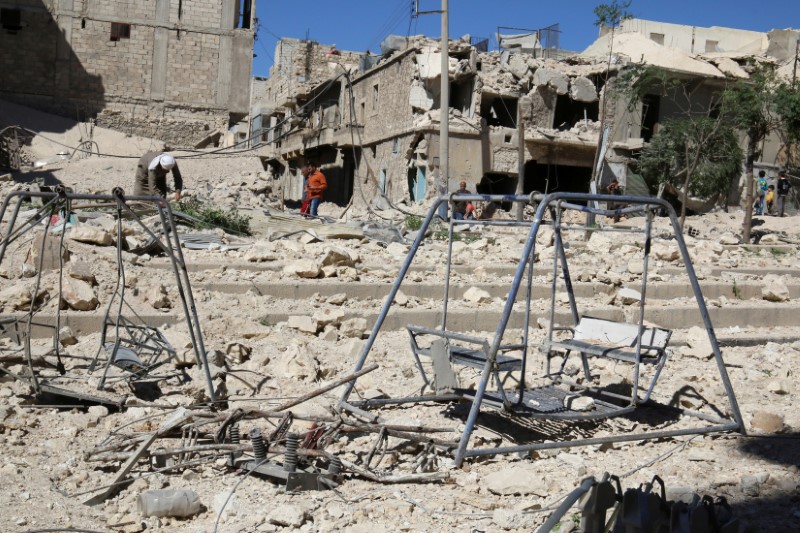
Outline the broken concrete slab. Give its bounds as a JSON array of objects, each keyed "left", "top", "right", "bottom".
[
  {"left": 288, "top": 315, "right": 319, "bottom": 334},
  {"left": 409, "top": 81, "right": 434, "bottom": 111},
  {"left": 532, "top": 67, "right": 568, "bottom": 95},
  {"left": 569, "top": 76, "right": 598, "bottom": 102}
]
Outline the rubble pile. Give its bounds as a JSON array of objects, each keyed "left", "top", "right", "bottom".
[{"left": 0, "top": 129, "right": 799, "bottom": 531}]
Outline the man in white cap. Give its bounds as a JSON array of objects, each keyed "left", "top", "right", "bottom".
[{"left": 133, "top": 151, "right": 183, "bottom": 201}]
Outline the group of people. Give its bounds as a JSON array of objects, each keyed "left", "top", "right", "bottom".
[
  {"left": 133, "top": 151, "right": 329, "bottom": 218},
  {"left": 754, "top": 170, "right": 792, "bottom": 217}
]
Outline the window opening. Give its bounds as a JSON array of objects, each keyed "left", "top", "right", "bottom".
[
  {"left": 553, "top": 94, "right": 599, "bottom": 130},
  {"left": 480, "top": 96, "right": 517, "bottom": 128},
  {"left": 110, "top": 22, "right": 131, "bottom": 42},
  {"left": 649, "top": 33, "right": 665, "bottom": 45},
  {"left": 640, "top": 94, "right": 661, "bottom": 142},
  {"left": 1, "top": 8, "right": 22, "bottom": 32},
  {"left": 236, "top": 0, "right": 252, "bottom": 29}
]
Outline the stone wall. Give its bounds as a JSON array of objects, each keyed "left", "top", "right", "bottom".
[
  {"left": 0, "top": 0, "right": 253, "bottom": 146},
  {"left": 263, "top": 38, "right": 363, "bottom": 110}
]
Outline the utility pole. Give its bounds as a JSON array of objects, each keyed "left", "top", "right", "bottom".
[
  {"left": 438, "top": 0, "right": 449, "bottom": 219},
  {"left": 515, "top": 97, "right": 527, "bottom": 220},
  {"left": 416, "top": 1, "right": 449, "bottom": 219}
]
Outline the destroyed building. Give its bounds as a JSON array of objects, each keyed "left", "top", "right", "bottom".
[
  {"left": 253, "top": 20, "right": 799, "bottom": 209},
  {"left": 0, "top": 0, "right": 255, "bottom": 146},
  {"left": 254, "top": 34, "right": 606, "bottom": 208}
]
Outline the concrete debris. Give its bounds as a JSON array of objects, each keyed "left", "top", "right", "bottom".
[
  {"left": 59, "top": 326, "right": 79, "bottom": 346},
  {"left": 569, "top": 76, "right": 598, "bottom": 102},
  {"left": 288, "top": 315, "right": 319, "bottom": 334},
  {"left": 762, "top": 274, "right": 790, "bottom": 302},
  {"left": 463, "top": 287, "right": 492, "bottom": 304},
  {"left": 617, "top": 287, "right": 642, "bottom": 305},
  {"left": 146, "top": 284, "right": 172, "bottom": 310},
  {"left": 68, "top": 259, "right": 96, "bottom": 284},
  {"left": 283, "top": 259, "right": 321, "bottom": 279},
  {"left": 485, "top": 466, "right": 549, "bottom": 496},
  {"left": 62, "top": 277, "right": 99, "bottom": 311},
  {"left": 339, "top": 317, "right": 367, "bottom": 338},
  {"left": 409, "top": 80, "right": 435, "bottom": 111},
  {"left": 532, "top": 67, "right": 569, "bottom": 95},
  {"left": 69, "top": 226, "right": 114, "bottom": 246},
  {"left": 750, "top": 411, "right": 785, "bottom": 433},
  {"left": 312, "top": 308, "right": 345, "bottom": 328},
  {"left": 26, "top": 232, "right": 69, "bottom": 272},
  {"left": 267, "top": 504, "right": 310, "bottom": 528},
  {"left": 244, "top": 246, "right": 278, "bottom": 262}
]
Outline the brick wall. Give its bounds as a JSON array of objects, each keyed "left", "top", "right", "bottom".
[{"left": 0, "top": 0, "right": 253, "bottom": 146}]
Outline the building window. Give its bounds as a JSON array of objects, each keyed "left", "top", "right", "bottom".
[
  {"left": 110, "top": 22, "right": 131, "bottom": 42},
  {"left": 372, "top": 84, "right": 379, "bottom": 111},
  {"left": 705, "top": 40, "right": 719, "bottom": 53},
  {"left": 392, "top": 138, "right": 400, "bottom": 154},
  {"left": 649, "top": 32, "right": 665, "bottom": 45},
  {"left": 1, "top": 8, "right": 22, "bottom": 32},
  {"left": 236, "top": 0, "right": 252, "bottom": 29}
]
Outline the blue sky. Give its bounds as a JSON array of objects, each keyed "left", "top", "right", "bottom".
[{"left": 252, "top": 0, "right": 796, "bottom": 77}]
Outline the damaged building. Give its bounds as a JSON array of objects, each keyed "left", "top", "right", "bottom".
[
  {"left": 0, "top": 0, "right": 255, "bottom": 146},
  {"left": 253, "top": 20, "right": 798, "bottom": 209},
  {"left": 254, "top": 33, "right": 605, "bottom": 208}
]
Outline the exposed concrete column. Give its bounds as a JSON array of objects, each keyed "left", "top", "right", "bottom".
[
  {"left": 215, "top": 0, "right": 238, "bottom": 110},
  {"left": 54, "top": 0, "right": 74, "bottom": 98},
  {"left": 150, "top": 0, "right": 170, "bottom": 101},
  {"left": 216, "top": 35, "right": 233, "bottom": 108}
]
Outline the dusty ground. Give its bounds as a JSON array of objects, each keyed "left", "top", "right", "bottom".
[{"left": 0, "top": 103, "right": 799, "bottom": 532}]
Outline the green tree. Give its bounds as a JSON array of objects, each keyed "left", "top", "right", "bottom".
[
  {"left": 591, "top": 1, "right": 634, "bottom": 187},
  {"left": 774, "top": 79, "right": 800, "bottom": 170},
  {"left": 724, "top": 66, "right": 785, "bottom": 242},
  {"left": 636, "top": 116, "right": 742, "bottom": 227}
]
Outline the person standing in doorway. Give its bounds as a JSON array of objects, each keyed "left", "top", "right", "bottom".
[
  {"left": 134, "top": 151, "right": 183, "bottom": 201},
  {"left": 302, "top": 163, "right": 327, "bottom": 217},
  {"left": 776, "top": 170, "right": 791, "bottom": 217}
]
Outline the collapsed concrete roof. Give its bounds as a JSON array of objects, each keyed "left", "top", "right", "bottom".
[{"left": 581, "top": 32, "right": 728, "bottom": 78}]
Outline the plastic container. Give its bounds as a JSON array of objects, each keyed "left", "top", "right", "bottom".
[{"left": 137, "top": 489, "right": 202, "bottom": 518}]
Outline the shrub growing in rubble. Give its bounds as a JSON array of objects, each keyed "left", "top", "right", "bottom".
[{"left": 176, "top": 198, "right": 252, "bottom": 236}]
